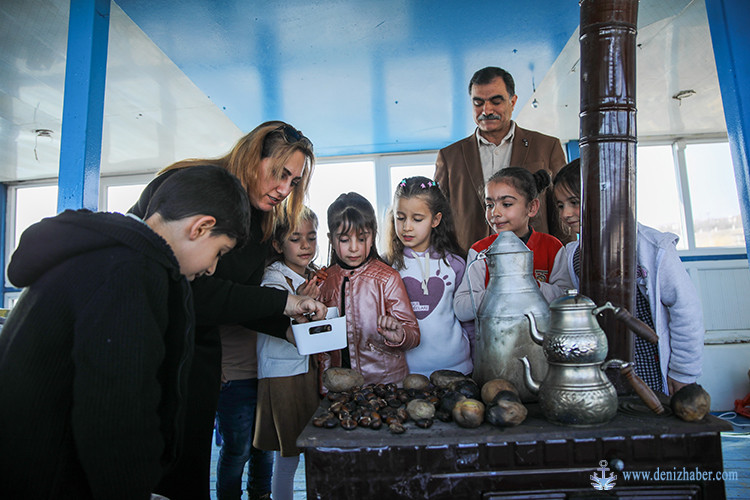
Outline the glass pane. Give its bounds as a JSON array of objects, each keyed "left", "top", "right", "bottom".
[
  {"left": 107, "top": 184, "right": 148, "bottom": 214},
  {"left": 307, "top": 161, "right": 377, "bottom": 267},
  {"left": 14, "top": 185, "right": 58, "bottom": 252},
  {"left": 636, "top": 145, "right": 687, "bottom": 250},
  {"left": 685, "top": 142, "right": 745, "bottom": 248},
  {"left": 389, "top": 164, "right": 437, "bottom": 195}
]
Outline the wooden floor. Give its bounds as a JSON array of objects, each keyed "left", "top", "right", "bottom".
[
  {"left": 720, "top": 412, "right": 750, "bottom": 500},
  {"left": 209, "top": 413, "right": 750, "bottom": 500}
]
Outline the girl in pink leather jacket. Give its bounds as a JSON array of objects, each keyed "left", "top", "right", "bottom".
[{"left": 318, "top": 192, "right": 420, "bottom": 387}]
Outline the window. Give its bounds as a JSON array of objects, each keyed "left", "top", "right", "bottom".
[
  {"left": 307, "top": 160, "right": 377, "bottom": 267},
  {"left": 684, "top": 143, "right": 744, "bottom": 248},
  {"left": 12, "top": 184, "right": 58, "bottom": 253},
  {"left": 636, "top": 145, "right": 687, "bottom": 249},
  {"left": 306, "top": 153, "right": 437, "bottom": 267},
  {"left": 636, "top": 140, "right": 743, "bottom": 252},
  {"left": 5, "top": 176, "right": 153, "bottom": 297},
  {"left": 5, "top": 183, "right": 58, "bottom": 306},
  {"left": 105, "top": 183, "right": 148, "bottom": 213}
]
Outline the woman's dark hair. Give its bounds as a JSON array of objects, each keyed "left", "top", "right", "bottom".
[
  {"left": 384, "top": 176, "right": 464, "bottom": 270},
  {"left": 268, "top": 206, "right": 319, "bottom": 268},
  {"left": 486, "top": 166, "right": 551, "bottom": 204},
  {"left": 145, "top": 165, "right": 251, "bottom": 247},
  {"left": 553, "top": 158, "right": 581, "bottom": 198},
  {"left": 326, "top": 192, "right": 381, "bottom": 266},
  {"left": 469, "top": 66, "right": 515, "bottom": 96}
]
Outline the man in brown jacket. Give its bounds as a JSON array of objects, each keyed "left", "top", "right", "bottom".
[{"left": 434, "top": 66, "right": 570, "bottom": 251}]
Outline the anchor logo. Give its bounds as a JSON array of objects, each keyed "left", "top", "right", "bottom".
[{"left": 590, "top": 460, "right": 617, "bottom": 490}]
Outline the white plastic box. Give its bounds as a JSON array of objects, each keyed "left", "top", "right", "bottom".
[{"left": 292, "top": 307, "right": 347, "bottom": 356}]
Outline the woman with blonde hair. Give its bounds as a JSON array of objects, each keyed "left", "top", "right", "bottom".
[{"left": 130, "top": 121, "right": 326, "bottom": 500}]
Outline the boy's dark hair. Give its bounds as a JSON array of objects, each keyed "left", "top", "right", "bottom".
[
  {"left": 553, "top": 158, "right": 581, "bottom": 197},
  {"left": 486, "top": 166, "right": 551, "bottom": 204},
  {"left": 145, "top": 165, "right": 251, "bottom": 247},
  {"left": 326, "top": 192, "right": 381, "bottom": 266},
  {"left": 385, "top": 176, "right": 465, "bottom": 270},
  {"left": 469, "top": 66, "right": 516, "bottom": 96}
]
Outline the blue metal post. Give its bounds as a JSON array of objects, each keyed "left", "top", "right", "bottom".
[
  {"left": 705, "top": 0, "right": 750, "bottom": 262},
  {"left": 565, "top": 140, "right": 580, "bottom": 161},
  {"left": 57, "top": 0, "right": 111, "bottom": 212}
]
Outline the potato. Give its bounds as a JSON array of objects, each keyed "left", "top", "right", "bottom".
[
  {"left": 671, "top": 383, "right": 711, "bottom": 422},
  {"left": 406, "top": 399, "right": 436, "bottom": 421},
  {"left": 322, "top": 367, "right": 365, "bottom": 392},
  {"left": 450, "top": 379, "right": 481, "bottom": 400},
  {"left": 486, "top": 400, "right": 527, "bottom": 427},
  {"left": 452, "top": 398, "right": 485, "bottom": 428},
  {"left": 403, "top": 373, "right": 431, "bottom": 390},
  {"left": 481, "top": 379, "right": 519, "bottom": 405},
  {"left": 430, "top": 369, "right": 469, "bottom": 389},
  {"left": 439, "top": 390, "right": 467, "bottom": 414},
  {"left": 490, "top": 390, "right": 522, "bottom": 406}
]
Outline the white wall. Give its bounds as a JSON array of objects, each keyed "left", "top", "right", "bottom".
[
  {"left": 698, "top": 343, "right": 750, "bottom": 411},
  {"left": 685, "top": 258, "right": 750, "bottom": 410}
]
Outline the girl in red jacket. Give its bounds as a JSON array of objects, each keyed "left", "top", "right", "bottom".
[
  {"left": 318, "top": 192, "right": 420, "bottom": 387},
  {"left": 454, "top": 167, "right": 563, "bottom": 322}
]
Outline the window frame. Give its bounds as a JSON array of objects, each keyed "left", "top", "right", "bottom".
[
  {"left": 4, "top": 145, "right": 746, "bottom": 310},
  {"left": 3, "top": 173, "right": 157, "bottom": 302},
  {"left": 99, "top": 173, "right": 154, "bottom": 213},
  {"left": 637, "top": 134, "right": 745, "bottom": 257}
]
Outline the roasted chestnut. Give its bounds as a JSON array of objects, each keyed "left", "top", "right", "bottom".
[
  {"left": 340, "top": 418, "right": 357, "bottom": 430},
  {"left": 414, "top": 418, "right": 434, "bottom": 429},
  {"left": 388, "top": 422, "right": 405, "bottom": 434}
]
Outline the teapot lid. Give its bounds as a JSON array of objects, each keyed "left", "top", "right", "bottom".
[
  {"left": 485, "top": 231, "right": 531, "bottom": 255},
  {"left": 549, "top": 289, "right": 598, "bottom": 311}
]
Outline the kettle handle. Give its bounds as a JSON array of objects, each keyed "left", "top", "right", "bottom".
[
  {"left": 603, "top": 360, "right": 665, "bottom": 415},
  {"left": 620, "top": 363, "right": 665, "bottom": 414},
  {"left": 592, "top": 302, "right": 659, "bottom": 344}
]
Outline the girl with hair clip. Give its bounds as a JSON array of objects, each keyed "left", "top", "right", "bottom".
[
  {"left": 384, "top": 176, "right": 473, "bottom": 375},
  {"left": 546, "top": 159, "right": 704, "bottom": 396},
  {"left": 254, "top": 206, "right": 322, "bottom": 500},
  {"left": 318, "top": 192, "right": 420, "bottom": 387},
  {"left": 454, "top": 167, "right": 563, "bottom": 323}
]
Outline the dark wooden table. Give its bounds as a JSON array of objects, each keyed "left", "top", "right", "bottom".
[{"left": 297, "top": 396, "right": 733, "bottom": 499}]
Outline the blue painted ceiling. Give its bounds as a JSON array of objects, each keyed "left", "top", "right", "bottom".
[
  {"left": 115, "top": 0, "right": 580, "bottom": 157},
  {"left": 2, "top": 0, "right": 722, "bottom": 182}
]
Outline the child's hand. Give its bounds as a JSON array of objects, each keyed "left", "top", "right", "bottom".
[
  {"left": 296, "top": 278, "right": 321, "bottom": 300},
  {"left": 313, "top": 266, "right": 328, "bottom": 282},
  {"left": 377, "top": 315, "right": 405, "bottom": 344}
]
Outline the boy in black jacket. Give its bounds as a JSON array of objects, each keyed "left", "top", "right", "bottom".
[{"left": 0, "top": 166, "right": 251, "bottom": 500}]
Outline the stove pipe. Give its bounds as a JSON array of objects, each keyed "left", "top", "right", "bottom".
[{"left": 579, "top": 0, "right": 639, "bottom": 393}]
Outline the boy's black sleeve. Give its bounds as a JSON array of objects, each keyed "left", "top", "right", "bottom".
[{"left": 71, "top": 260, "right": 170, "bottom": 499}]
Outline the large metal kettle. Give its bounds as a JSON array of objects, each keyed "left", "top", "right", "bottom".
[
  {"left": 471, "top": 231, "right": 549, "bottom": 402},
  {"left": 520, "top": 291, "right": 664, "bottom": 426}
]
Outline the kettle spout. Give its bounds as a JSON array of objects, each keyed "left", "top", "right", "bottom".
[
  {"left": 519, "top": 356, "right": 540, "bottom": 395},
  {"left": 525, "top": 311, "right": 545, "bottom": 346}
]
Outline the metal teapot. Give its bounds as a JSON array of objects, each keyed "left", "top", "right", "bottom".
[
  {"left": 520, "top": 291, "right": 663, "bottom": 426},
  {"left": 471, "top": 231, "right": 549, "bottom": 402}
]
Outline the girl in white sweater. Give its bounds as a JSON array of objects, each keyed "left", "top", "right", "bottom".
[
  {"left": 384, "top": 176, "right": 473, "bottom": 375},
  {"left": 546, "top": 159, "right": 704, "bottom": 395},
  {"left": 254, "top": 207, "right": 322, "bottom": 500}
]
